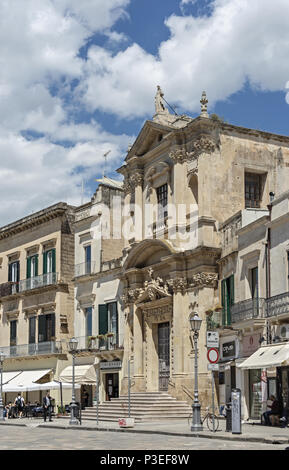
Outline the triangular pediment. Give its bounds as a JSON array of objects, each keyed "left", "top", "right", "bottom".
[{"left": 125, "top": 120, "right": 173, "bottom": 161}]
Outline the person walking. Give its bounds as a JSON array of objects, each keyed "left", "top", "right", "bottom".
[
  {"left": 43, "top": 392, "right": 53, "bottom": 422},
  {"left": 14, "top": 393, "right": 25, "bottom": 418}
]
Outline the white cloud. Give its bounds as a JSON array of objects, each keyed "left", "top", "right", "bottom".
[
  {"left": 0, "top": 0, "right": 132, "bottom": 225},
  {"left": 1, "top": 0, "right": 289, "bottom": 226},
  {"left": 79, "top": 0, "right": 289, "bottom": 117}
]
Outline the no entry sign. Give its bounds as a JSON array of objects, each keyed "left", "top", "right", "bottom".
[{"left": 207, "top": 347, "right": 219, "bottom": 364}]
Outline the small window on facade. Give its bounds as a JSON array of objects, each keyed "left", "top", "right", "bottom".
[
  {"left": 10, "top": 320, "right": 17, "bottom": 347},
  {"left": 245, "top": 173, "right": 261, "bottom": 208},
  {"left": 156, "top": 184, "right": 168, "bottom": 219}
]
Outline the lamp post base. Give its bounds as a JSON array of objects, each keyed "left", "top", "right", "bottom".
[
  {"left": 191, "top": 403, "right": 203, "bottom": 432},
  {"left": 69, "top": 403, "right": 79, "bottom": 425}
]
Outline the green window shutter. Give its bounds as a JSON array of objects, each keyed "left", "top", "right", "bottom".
[
  {"left": 35, "top": 255, "right": 39, "bottom": 277},
  {"left": 221, "top": 279, "right": 226, "bottom": 326},
  {"left": 52, "top": 248, "right": 56, "bottom": 273},
  {"left": 98, "top": 304, "right": 108, "bottom": 335},
  {"left": 43, "top": 252, "right": 47, "bottom": 274},
  {"left": 27, "top": 257, "right": 31, "bottom": 279},
  {"left": 229, "top": 275, "right": 234, "bottom": 305}
]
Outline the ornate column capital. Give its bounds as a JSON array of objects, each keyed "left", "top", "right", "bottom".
[{"left": 189, "top": 272, "right": 218, "bottom": 289}]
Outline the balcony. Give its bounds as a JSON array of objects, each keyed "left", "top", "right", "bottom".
[
  {"left": 0, "top": 273, "right": 58, "bottom": 298},
  {"left": 74, "top": 334, "right": 124, "bottom": 360},
  {"left": 231, "top": 298, "right": 266, "bottom": 323},
  {"left": 18, "top": 272, "right": 58, "bottom": 293},
  {"left": 74, "top": 261, "right": 97, "bottom": 278},
  {"left": 267, "top": 291, "right": 289, "bottom": 318},
  {"left": 0, "top": 341, "right": 62, "bottom": 358}
]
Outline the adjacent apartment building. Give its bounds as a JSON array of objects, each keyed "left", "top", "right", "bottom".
[{"left": 0, "top": 202, "right": 75, "bottom": 405}]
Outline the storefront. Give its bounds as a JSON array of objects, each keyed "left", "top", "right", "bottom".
[
  {"left": 99, "top": 360, "right": 122, "bottom": 402},
  {"left": 238, "top": 342, "right": 289, "bottom": 420}
]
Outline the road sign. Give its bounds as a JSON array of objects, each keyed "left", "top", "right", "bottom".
[
  {"left": 207, "top": 347, "right": 219, "bottom": 364},
  {"left": 208, "top": 363, "right": 219, "bottom": 371},
  {"left": 207, "top": 331, "right": 219, "bottom": 348}
]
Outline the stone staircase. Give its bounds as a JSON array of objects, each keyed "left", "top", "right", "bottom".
[{"left": 61, "top": 392, "right": 192, "bottom": 423}]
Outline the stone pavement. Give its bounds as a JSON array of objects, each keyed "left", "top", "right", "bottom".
[{"left": 1, "top": 416, "right": 289, "bottom": 446}]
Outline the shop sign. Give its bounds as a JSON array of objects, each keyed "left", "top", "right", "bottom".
[
  {"left": 222, "top": 341, "right": 236, "bottom": 358},
  {"left": 243, "top": 334, "right": 259, "bottom": 357},
  {"left": 100, "top": 361, "right": 122, "bottom": 370}
]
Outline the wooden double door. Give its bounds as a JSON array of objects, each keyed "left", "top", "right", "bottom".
[{"left": 158, "top": 322, "right": 170, "bottom": 391}]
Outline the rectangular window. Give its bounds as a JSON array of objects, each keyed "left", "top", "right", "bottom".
[
  {"left": 8, "top": 261, "right": 19, "bottom": 283},
  {"left": 10, "top": 320, "right": 17, "bottom": 347},
  {"left": 221, "top": 275, "right": 234, "bottom": 326},
  {"left": 156, "top": 184, "right": 168, "bottom": 219},
  {"left": 38, "top": 313, "right": 55, "bottom": 343},
  {"left": 43, "top": 249, "right": 56, "bottom": 274},
  {"left": 85, "top": 307, "right": 93, "bottom": 337},
  {"left": 245, "top": 173, "right": 261, "bottom": 208},
  {"left": 84, "top": 245, "right": 91, "bottom": 274},
  {"left": 27, "top": 255, "right": 38, "bottom": 279},
  {"left": 250, "top": 267, "right": 259, "bottom": 299},
  {"left": 29, "top": 316, "right": 36, "bottom": 344}
]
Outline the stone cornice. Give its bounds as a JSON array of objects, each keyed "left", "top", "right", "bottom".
[{"left": 0, "top": 203, "right": 75, "bottom": 240}]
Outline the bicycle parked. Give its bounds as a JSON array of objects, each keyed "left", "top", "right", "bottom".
[{"left": 188, "top": 406, "right": 220, "bottom": 432}]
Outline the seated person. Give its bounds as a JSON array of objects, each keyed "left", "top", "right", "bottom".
[
  {"left": 4, "top": 403, "right": 12, "bottom": 419},
  {"left": 262, "top": 395, "right": 281, "bottom": 425}
]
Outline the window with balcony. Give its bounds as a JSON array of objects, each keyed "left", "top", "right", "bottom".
[
  {"left": 221, "top": 275, "right": 234, "bottom": 325},
  {"left": 26, "top": 254, "right": 39, "bottom": 290},
  {"left": 85, "top": 307, "right": 92, "bottom": 337},
  {"left": 10, "top": 320, "right": 17, "bottom": 355},
  {"left": 98, "top": 302, "right": 118, "bottom": 348},
  {"left": 84, "top": 245, "right": 91, "bottom": 275},
  {"left": 38, "top": 313, "right": 55, "bottom": 343},
  {"left": 156, "top": 184, "right": 168, "bottom": 219},
  {"left": 43, "top": 249, "right": 56, "bottom": 274}
]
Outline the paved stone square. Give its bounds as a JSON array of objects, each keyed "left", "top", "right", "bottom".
[{"left": 0, "top": 423, "right": 288, "bottom": 451}]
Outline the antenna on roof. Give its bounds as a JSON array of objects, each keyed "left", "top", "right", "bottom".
[
  {"left": 103, "top": 150, "right": 111, "bottom": 177},
  {"left": 81, "top": 178, "right": 85, "bottom": 205}
]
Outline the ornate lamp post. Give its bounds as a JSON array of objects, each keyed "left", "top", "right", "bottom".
[
  {"left": 0, "top": 352, "right": 5, "bottom": 421},
  {"left": 68, "top": 337, "right": 79, "bottom": 425},
  {"left": 189, "top": 312, "right": 203, "bottom": 432}
]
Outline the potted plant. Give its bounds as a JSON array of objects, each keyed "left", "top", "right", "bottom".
[
  {"left": 87, "top": 336, "right": 97, "bottom": 348},
  {"left": 97, "top": 334, "right": 106, "bottom": 349}
]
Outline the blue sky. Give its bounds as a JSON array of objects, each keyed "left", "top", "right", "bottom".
[{"left": 0, "top": 0, "right": 288, "bottom": 225}]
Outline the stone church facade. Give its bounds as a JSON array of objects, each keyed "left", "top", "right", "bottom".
[{"left": 114, "top": 88, "right": 289, "bottom": 406}]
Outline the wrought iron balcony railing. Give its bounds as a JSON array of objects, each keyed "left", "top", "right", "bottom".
[
  {"left": 0, "top": 273, "right": 58, "bottom": 297},
  {"left": 0, "top": 341, "right": 62, "bottom": 358},
  {"left": 17, "top": 272, "right": 58, "bottom": 293},
  {"left": 267, "top": 291, "right": 289, "bottom": 318},
  {"left": 74, "top": 261, "right": 97, "bottom": 278},
  {"left": 72, "top": 334, "right": 124, "bottom": 352},
  {"left": 231, "top": 298, "right": 266, "bottom": 323}
]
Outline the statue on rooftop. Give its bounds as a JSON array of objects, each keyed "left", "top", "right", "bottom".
[{"left": 155, "top": 85, "right": 166, "bottom": 114}]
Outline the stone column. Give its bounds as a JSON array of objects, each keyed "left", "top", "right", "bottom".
[
  {"left": 133, "top": 306, "right": 145, "bottom": 391},
  {"left": 131, "top": 171, "right": 143, "bottom": 241},
  {"left": 170, "top": 279, "right": 189, "bottom": 398},
  {"left": 120, "top": 305, "right": 133, "bottom": 396}
]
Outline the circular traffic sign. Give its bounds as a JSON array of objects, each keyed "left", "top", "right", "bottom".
[{"left": 207, "top": 347, "right": 219, "bottom": 364}]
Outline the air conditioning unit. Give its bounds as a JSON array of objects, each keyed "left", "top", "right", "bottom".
[{"left": 279, "top": 325, "right": 289, "bottom": 340}]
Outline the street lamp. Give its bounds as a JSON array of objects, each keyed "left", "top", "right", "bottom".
[
  {"left": 0, "top": 352, "right": 5, "bottom": 421},
  {"left": 68, "top": 337, "right": 79, "bottom": 425},
  {"left": 189, "top": 312, "right": 203, "bottom": 432}
]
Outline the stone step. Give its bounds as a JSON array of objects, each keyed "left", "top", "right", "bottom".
[{"left": 60, "top": 392, "right": 192, "bottom": 423}]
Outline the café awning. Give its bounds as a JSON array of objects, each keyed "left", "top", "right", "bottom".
[
  {"left": 237, "top": 343, "right": 289, "bottom": 370},
  {"left": 2, "top": 371, "right": 23, "bottom": 385},
  {"left": 59, "top": 364, "right": 96, "bottom": 384},
  {"left": 2, "top": 369, "right": 52, "bottom": 392}
]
